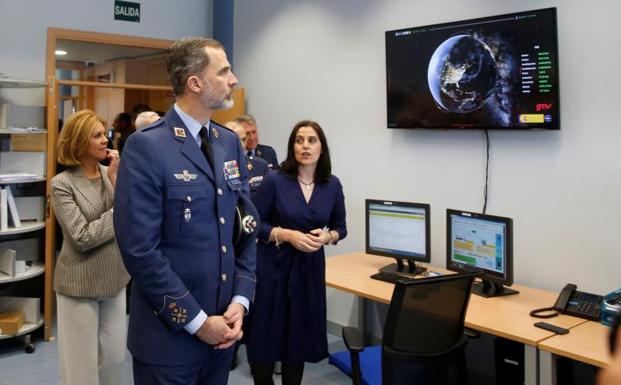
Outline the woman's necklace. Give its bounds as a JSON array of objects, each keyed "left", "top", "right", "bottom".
[{"left": 297, "top": 177, "right": 314, "bottom": 190}]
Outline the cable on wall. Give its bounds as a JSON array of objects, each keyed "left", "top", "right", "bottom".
[{"left": 482, "top": 129, "right": 490, "bottom": 214}]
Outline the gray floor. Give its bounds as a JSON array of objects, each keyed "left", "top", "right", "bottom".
[{"left": 0, "top": 327, "right": 351, "bottom": 385}]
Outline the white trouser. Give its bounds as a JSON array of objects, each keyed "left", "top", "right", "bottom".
[{"left": 56, "top": 289, "right": 126, "bottom": 385}]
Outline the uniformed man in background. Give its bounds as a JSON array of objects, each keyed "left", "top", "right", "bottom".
[
  {"left": 235, "top": 114, "right": 279, "bottom": 169},
  {"left": 224, "top": 120, "right": 269, "bottom": 195}
]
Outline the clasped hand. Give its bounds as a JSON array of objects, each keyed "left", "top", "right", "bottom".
[
  {"left": 288, "top": 228, "right": 330, "bottom": 252},
  {"left": 195, "top": 302, "right": 245, "bottom": 349}
]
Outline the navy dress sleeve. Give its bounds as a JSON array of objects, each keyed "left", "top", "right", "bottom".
[{"left": 328, "top": 176, "right": 347, "bottom": 241}]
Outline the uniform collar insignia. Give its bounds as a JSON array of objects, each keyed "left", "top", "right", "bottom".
[
  {"left": 211, "top": 127, "right": 219, "bottom": 138},
  {"left": 174, "top": 127, "right": 186, "bottom": 138}
]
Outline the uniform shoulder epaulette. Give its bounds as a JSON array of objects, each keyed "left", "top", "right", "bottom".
[{"left": 141, "top": 118, "right": 166, "bottom": 132}]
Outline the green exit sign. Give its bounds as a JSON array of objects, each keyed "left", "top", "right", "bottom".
[{"left": 114, "top": 1, "right": 140, "bottom": 23}]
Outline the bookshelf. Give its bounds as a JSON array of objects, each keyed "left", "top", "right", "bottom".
[{"left": 0, "top": 77, "right": 47, "bottom": 353}]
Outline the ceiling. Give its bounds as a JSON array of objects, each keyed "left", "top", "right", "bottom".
[{"left": 55, "top": 39, "right": 166, "bottom": 65}]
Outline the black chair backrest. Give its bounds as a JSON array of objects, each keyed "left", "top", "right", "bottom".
[{"left": 383, "top": 272, "right": 477, "bottom": 355}]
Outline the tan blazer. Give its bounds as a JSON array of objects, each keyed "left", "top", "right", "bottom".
[{"left": 51, "top": 165, "right": 129, "bottom": 298}]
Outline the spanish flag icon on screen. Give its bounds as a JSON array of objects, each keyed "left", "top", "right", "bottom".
[{"left": 519, "top": 114, "right": 545, "bottom": 123}]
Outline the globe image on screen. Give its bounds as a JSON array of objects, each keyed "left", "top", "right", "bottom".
[{"left": 427, "top": 34, "right": 498, "bottom": 113}]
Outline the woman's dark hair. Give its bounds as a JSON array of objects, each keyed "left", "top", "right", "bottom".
[
  {"left": 280, "top": 120, "right": 332, "bottom": 184},
  {"left": 113, "top": 112, "right": 134, "bottom": 136}
]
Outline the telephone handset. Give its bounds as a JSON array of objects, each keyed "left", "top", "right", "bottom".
[
  {"left": 553, "top": 283, "right": 603, "bottom": 321},
  {"left": 531, "top": 283, "right": 603, "bottom": 320}
]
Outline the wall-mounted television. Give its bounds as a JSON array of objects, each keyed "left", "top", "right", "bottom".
[{"left": 386, "top": 8, "right": 559, "bottom": 129}]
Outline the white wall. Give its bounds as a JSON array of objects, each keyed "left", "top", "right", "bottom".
[
  {"left": 0, "top": 0, "right": 213, "bottom": 105},
  {"left": 234, "top": 0, "right": 621, "bottom": 326}
]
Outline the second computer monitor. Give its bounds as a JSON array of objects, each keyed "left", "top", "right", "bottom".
[
  {"left": 446, "top": 209, "right": 518, "bottom": 297},
  {"left": 366, "top": 199, "right": 430, "bottom": 274}
]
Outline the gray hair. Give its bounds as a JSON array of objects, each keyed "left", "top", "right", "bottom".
[
  {"left": 234, "top": 114, "right": 257, "bottom": 126},
  {"left": 134, "top": 111, "right": 160, "bottom": 130}
]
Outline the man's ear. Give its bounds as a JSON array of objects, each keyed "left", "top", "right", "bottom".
[{"left": 187, "top": 75, "right": 202, "bottom": 93}]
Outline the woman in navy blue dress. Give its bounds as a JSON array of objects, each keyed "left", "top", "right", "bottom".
[{"left": 247, "top": 120, "right": 347, "bottom": 385}]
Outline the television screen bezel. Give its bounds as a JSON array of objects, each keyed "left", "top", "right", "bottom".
[
  {"left": 445, "top": 209, "right": 514, "bottom": 286},
  {"left": 385, "top": 7, "right": 560, "bottom": 130},
  {"left": 365, "top": 199, "right": 431, "bottom": 264}
]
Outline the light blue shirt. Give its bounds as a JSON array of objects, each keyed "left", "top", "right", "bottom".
[
  {"left": 174, "top": 103, "right": 208, "bottom": 147},
  {"left": 173, "top": 104, "right": 250, "bottom": 335}
]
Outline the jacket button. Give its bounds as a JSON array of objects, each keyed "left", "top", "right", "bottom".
[
  {"left": 186, "top": 195, "right": 192, "bottom": 202},
  {"left": 221, "top": 245, "right": 227, "bottom": 253},
  {"left": 221, "top": 273, "right": 227, "bottom": 282},
  {"left": 217, "top": 188, "right": 223, "bottom": 196},
  {"left": 219, "top": 217, "right": 225, "bottom": 224}
]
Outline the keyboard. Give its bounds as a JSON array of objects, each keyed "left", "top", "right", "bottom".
[{"left": 370, "top": 270, "right": 420, "bottom": 284}]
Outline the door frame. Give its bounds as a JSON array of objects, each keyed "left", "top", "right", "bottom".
[{"left": 44, "top": 28, "right": 174, "bottom": 340}]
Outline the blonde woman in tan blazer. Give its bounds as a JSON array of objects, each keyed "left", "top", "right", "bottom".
[{"left": 52, "top": 110, "right": 130, "bottom": 385}]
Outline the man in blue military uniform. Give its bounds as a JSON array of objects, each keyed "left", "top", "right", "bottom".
[
  {"left": 235, "top": 114, "right": 279, "bottom": 169},
  {"left": 114, "top": 37, "right": 257, "bottom": 385},
  {"left": 223, "top": 119, "right": 269, "bottom": 370},
  {"left": 225, "top": 120, "right": 269, "bottom": 195}
]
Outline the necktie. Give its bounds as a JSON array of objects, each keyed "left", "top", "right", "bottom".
[
  {"left": 199, "top": 126, "right": 214, "bottom": 170},
  {"left": 247, "top": 150, "right": 253, "bottom": 158}
]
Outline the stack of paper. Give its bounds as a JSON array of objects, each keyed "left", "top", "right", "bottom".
[{"left": 0, "top": 173, "right": 39, "bottom": 183}]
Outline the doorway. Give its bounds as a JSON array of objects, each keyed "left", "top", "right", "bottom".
[{"left": 44, "top": 28, "right": 174, "bottom": 340}]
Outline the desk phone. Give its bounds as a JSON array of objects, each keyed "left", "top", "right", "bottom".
[{"left": 554, "top": 283, "right": 603, "bottom": 321}]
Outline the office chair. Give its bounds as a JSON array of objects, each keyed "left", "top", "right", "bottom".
[{"left": 329, "top": 272, "right": 477, "bottom": 385}]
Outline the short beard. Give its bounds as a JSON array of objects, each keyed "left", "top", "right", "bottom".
[
  {"left": 210, "top": 97, "right": 234, "bottom": 110},
  {"left": 201, "top": 89, "right": 235, "bottom": 110}
]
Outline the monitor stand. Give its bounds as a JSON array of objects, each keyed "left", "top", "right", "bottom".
[
  {"left": 472, "top": 279, "right": 519, "bottom": 298},
  {"left": 379, "top": 257, "right": 427, "bottom": 276}
]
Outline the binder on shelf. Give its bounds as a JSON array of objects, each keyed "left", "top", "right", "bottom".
[
  {"left": 14, "top": 196, "right": 44, "bottom": 222},
  {"left": 0, "top": 245, "right": 16, "bottom": 276},
  {"left": 0, "top": 188, "right": 7, "bottom": 231},
  {"left": 0, "top": 103, "right": 45, "bottom": 131},
  {"left": 5, "top": 186, "right": 21, "bottom": 228}
]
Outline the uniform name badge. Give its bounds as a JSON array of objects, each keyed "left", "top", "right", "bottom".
[{"left": 223, "top": 160, "right": 240, "bottom": 180}]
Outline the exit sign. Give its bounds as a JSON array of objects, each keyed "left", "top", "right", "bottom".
[{"left": 114, "top": 1, "right": 140, "bottom": 23}]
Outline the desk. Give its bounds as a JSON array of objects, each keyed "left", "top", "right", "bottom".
[
  {"left": 326, "top": 252, "right": 587, "bottom": 385},
  {"left": 538, "top": 321, "right": 611, "bottom": 385}
]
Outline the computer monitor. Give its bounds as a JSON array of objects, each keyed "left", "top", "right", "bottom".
[
  {"left": 446, "top": 209, "right": 518, "bottom": 297},
  {"left": 366, "top": 199, "right": 430, "bottom": 276}
]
